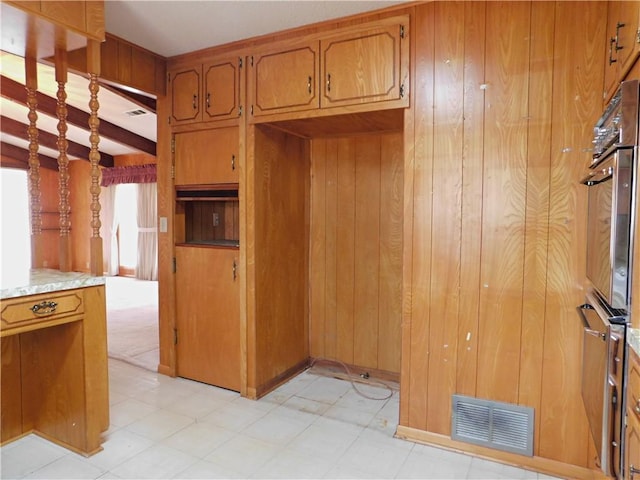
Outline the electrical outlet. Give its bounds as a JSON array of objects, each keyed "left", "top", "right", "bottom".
[{"left": 212, "top": 213, "right": 220, "bottom": 227}]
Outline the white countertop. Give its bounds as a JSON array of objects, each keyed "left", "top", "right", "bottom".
[
  {"left": 629, "top": 328, "right": 640, "bottom": 358},
  {"left": 0, "top": 268, "right": 105, "bottom": 300}
]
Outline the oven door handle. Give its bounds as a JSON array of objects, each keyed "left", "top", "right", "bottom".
[
  {"left": 577, "top": 304, "right": 608, "bottom": 340},
  {"left": 580, "top": 167, "right": 613, "bottom": 186},
  {"left": 576, "top": 303, "right": 594, "bottom": 328}
]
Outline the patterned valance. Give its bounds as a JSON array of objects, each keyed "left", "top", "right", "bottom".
[{"left": 100, "top": 164, "right": 157, "bottom": 186}]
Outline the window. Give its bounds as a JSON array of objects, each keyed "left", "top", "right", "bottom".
[{"left": 0, "top": 168, "right": 31, "bottom": 281}]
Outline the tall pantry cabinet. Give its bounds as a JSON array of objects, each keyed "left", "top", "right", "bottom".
[{"left": 167, "top": 56, "right": 243, "bottom": 391}]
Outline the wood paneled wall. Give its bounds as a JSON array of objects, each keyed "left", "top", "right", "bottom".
[
  {"left": 69, "top": 160, "right": 92, "bottom": 272},
  {"left": 249, "top": 124, "right": 310, "bottom": 395},
  {"left": 400, "top": 0, "right": 607, "bottom": 467},
  {"left": 309, "top": 132, "right": 403, "bottom": 374}
]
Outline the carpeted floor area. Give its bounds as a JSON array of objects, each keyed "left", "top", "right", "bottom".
[{"left": 106, "top": 276, "right": 159, "bottom": 371}]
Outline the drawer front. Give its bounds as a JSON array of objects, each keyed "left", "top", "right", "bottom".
[
  {"left": 1, "top": 291, "right": 84, "bottom": 331},
  {"left": 630, "top": 351, "right": 640, "bottom": 422}
]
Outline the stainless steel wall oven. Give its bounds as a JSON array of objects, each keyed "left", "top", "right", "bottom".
[{"left": 579, "top": 79, "right": 639, "bottom": 479}]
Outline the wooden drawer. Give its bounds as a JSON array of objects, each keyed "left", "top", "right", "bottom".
[
  {"left": 629, "top": 349, "right": 640, "bottom": 422},
  {"left": 1, "top": 290, "right": 84, "bottom": 334}
]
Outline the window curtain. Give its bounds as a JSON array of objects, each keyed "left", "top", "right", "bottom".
[
  {"left": 99, "top": 184, "right": 119, "bottom": 276},
  {"left": 101, "top": 164, "right": 156, "bottom": 186},
  {"left": 136, "top": 182, "right": 157, "bottom": 280}
]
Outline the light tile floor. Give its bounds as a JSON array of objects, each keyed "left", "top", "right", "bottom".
[{"left": 1, "top": 359, "right": 562, "bottom": 479}]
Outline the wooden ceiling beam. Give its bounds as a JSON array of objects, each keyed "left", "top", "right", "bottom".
[
  {"left": 1, "top": 141, "right": 59, "bottom": 171},
  {"left": 1, "top": 115, "right": 115, "bottom": 167},
  {"left": 0, "top": 75, "right": 156, "bottom": 156}
]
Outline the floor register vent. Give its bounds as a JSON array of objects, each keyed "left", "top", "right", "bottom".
[{"left": 451, "top": 395, "right": 534, "bottom": 456}]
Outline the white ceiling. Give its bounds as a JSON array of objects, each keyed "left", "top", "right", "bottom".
[{"left": 104, "top": 0, "right": 403, "bottom": 57}]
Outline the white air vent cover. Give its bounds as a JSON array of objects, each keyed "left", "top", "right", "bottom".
[
  {"left": 452, "top": 395, "right": 534, "bottom": 456},
  {"left": 124, "top": 109, "right": 148, "bottom": 117}
]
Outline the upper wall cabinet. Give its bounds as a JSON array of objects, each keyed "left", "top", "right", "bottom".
[
  {"left": 321, "top": 20, "right": 406, "bottom": 108},
  {"left": 603, "top": 1, "right": 640, "bottom": 102},
  {"left": 250, "top": 42, "right": 320, "bottom": 116},
  {"left": 249, "top": 15, "right": 409, "bottom": 119},
  {"left": 169, "top": 57, "right": 241, "bottom": 126},
  {"left": 173, "top": 126, "right": 239, "bottom": 185}
]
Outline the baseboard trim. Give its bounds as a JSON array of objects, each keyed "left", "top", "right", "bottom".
[
  {"left": 157, "top": 363, "right": 174, "bottom": 377},
  {"left": 253, "top": 358, "right": 310, "bottom": 399},
  {"left": 395, "top": 425, "right": 606, "bottom": 480}
]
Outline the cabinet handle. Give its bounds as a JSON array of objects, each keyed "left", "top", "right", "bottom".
[
  {"left": 609, "top": 37, "right": 618, "bottom": 65},
  {"left": 192, "top": 94, "right": 197, "bottom": 109},
  {"left": 232, "top": 260, "right": 237, "bottom": 281},
  {"left": 307, "top": 76, "right": 312, "bottom": 94},
  {"left": 615, "top": 22, "right": 625, "bottom": 51},
  {"left": 635, "top": 400, "right": 640, "bottom": 415},
  {"left": 31, "top": 300, "right": 58, "bottom": 315},
  {"left": 326, "top": 73, "right": 331, "bottom": 92},
  {"left": 206, "top": 92, "right": 211, "bottom": 109},
  {"left": 631, "top": 465, "right": 640, "bottom": 480},
  {"left": 231, "top": 155, "right": 236, "bottom": 171}
]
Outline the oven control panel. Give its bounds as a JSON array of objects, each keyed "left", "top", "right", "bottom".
[{"left": 591, "top": 79, "right": 639, "bottom": 165}]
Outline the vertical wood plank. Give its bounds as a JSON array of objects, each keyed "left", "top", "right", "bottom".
[
  {"left": 336, "top": 138, "right": 355, "bottom": 364},
  {"left": 354, "top": 135, "right": 381, "bottom": 368},
  {"left": 426, "top": 0, "right": 464, "bottom": 435},
  {"left": 456, "top": 0, "right": 486, "bottom": 397},
  {"left": 324, "top": 139, "right": 338, "bottom": 360},
  {"left": 309, "top": 139, "right": 327, "bottom": 358},
  {"left": 378, "top": 133, "right": 403, "bottom": 373},
  {"left": 476, "top": 1, "right": 530, "bottom": 404},
  {"left": 408, "top": 2, "right": 435, "bottom": 430},
  {"left": 539, "top": 0, "right": 607, "bottom": 466},
  {"left": 518, "top": 0, "right": 555, "bottom": 455}
]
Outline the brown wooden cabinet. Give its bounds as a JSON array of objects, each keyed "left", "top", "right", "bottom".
[
  {"left": 249, "top": 16, "right": 409, "bottom": 118},
  {"left": 321, "top": 20, "right": 407, "bottom": 108},
  {"left": 627, "top": 348, "right": 640, "bottom": 479},
  {"left": 169, "top": 67, "right": 201, "bottom": 124},
  {"left": 0, "top": 285, "right": 108, "bottom": 455},
  {"left": 603, "top": 1, "right": 640, "bottom": 102},
  {"left": 174, "top": 126, "right": 239, "bottom": 185},
  {"left": 175, "top": 246, "right": 240, "bottom": 391},
  {"left": 169, "top": 57, "right": 241, "bottom": 125},
  {"left": 250, "top": 42, "right": 320, "bottom": 116}
]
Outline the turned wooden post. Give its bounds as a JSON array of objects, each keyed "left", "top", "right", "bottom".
[
  {"left": 25, "top": 52, "right": 44, "bottom": 268},
  {"left": 55, "top": 42, "right": 72, "bottom": 272},
  {"left": 87, "top": 40, "right": 103, "bottom": 276}
]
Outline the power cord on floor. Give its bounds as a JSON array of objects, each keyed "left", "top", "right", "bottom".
[{"left": 308, "top": 357, "right": 395, "bottom": 401}]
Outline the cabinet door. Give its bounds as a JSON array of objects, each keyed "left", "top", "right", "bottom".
[
  {"left": 604, "top": 2, "right": 622, "bottom": 102},
  {"left": 626, "top": 413, "right": 640, "bottom": 480},
  {"left": 170, "top": 67, "right": 201, "bottom": 124},
  {"left": 618, "top": 1, "right": 640, "bottom": 77},
  {"left": 321, "top": 20, "right": 407, "bottom": 108},
  {"left": 204, "top": 58, "right": 240, "bottom": 121},
  {"left": 174, "top": 127, "right": 239, "bottom": 185},
  {"left": 250, "top": 43, "right": 319, "bottom": 116},
  {"left": 175, "top": 246, "right": 240, "bottom": 391}
]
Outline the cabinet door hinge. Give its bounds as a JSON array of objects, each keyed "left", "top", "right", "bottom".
[
  {"left": 172, "top": 257, "right": 176, "bottom": 273},
  {"left": 239, "top": 105, "right": 243, "bottom": 117},
  {"left": 173, "top": 328, "right": 178, "bottom": 345},
  {"left": 637, "top": 28, "right": 640, "bottom": 44},
  {"left": 239, "top": 57, "right": 243, "bottom": 68},
  {"left": 400, "top": 84, "right": 405, "bottom": 98},
  {"left": 400, "top": 25, "right": 405, "bottom": 39},
  {"left": 171, "top": 137, "right": 176, "bottom": 154},
  {"left": 250, "top": 55, "right": 254, "bottom": 67},
  {"left": 250, "top": 105, "right": 254, "bottom": 115}
]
